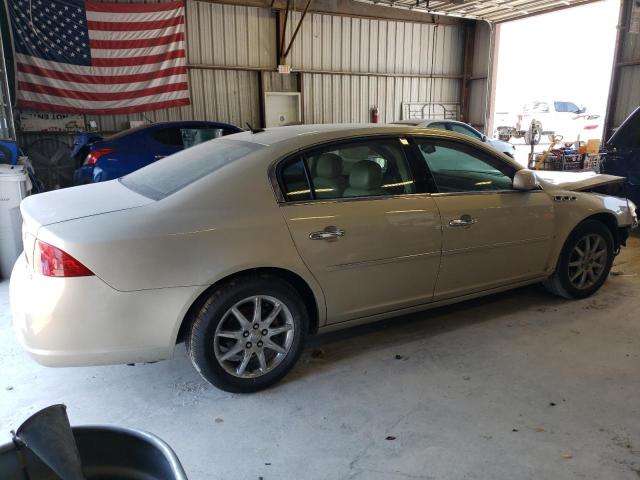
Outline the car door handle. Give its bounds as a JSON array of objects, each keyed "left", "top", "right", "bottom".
[
  {"left": 309, "top": 226, "right": 345, "bottom": 241},
  {"left": 448, "top": 215, "right": 478, "bottom": 227}
]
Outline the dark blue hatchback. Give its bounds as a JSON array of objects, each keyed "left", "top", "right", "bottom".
[{"left": 73, "top": 121, "right": 243, "bottom": 184}]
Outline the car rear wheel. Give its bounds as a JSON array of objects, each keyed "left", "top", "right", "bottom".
[
  {"left": 187, "top": 274, "right": 308, "bottom": 393},
  {"left": 543, "top": 220, "right": 614, "bottom": 299}
]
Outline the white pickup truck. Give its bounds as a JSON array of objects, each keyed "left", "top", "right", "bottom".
[{"left": 495, "top": 100, "right": 601, "bottom": 145}]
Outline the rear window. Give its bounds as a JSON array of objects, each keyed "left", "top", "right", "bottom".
[{"left": 120, "top": 139, "right": 263, "bottom": 200}]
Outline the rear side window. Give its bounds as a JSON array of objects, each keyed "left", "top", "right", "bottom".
[
  {"left": 279, "top": 137, "right": 416, "bottom": 201},
  {"left": 280, "top": 158, "right": 312, "bottom": 201},
  {"left": 150, "top": 128, "right": 183, "bottom": 146},
  {"left": 120, "top": 139, "right": 263, "bottom": 200},
  {"left": 449, "top": 123, "right": 483, "bottom": 140}
]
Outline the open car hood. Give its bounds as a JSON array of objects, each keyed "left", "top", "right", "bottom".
[{"left": 535, "top": 171, "right": 625, "bottom": 191}]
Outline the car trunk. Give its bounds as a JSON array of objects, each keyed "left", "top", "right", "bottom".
[{"left": 21, "top": 180, "right": 153, "bottom": 240}]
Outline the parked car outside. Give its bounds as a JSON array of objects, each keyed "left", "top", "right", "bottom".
[
  {"left": 495, "top": 100, "right": 601, "bottom": 145},
  {"left": 601, "top": 105, "right": 640, "bottom": 209},
  {"left": 11, "top": 124, "right": 637, "bottom": 392},
  {"left": 73, "top": 121, "right": 242, "bottom": 184},
  {"left": 393, "top": 119, "right": 516, "bottom": 157}
]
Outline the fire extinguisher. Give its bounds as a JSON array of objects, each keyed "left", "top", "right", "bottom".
[{"left": 371, "top": 106, "right": 379, "bottom": 123}]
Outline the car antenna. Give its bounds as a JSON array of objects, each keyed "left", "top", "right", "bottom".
[{"left": 246, "top": 122, "right": 265, "bottom": 134}]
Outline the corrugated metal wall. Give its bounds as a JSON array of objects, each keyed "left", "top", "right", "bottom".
[
  {"left": 14, "top": 1, "right": 476, "bottom": 135},
  {"left": 283, "top": 11, "right": 464, "bottom": 123}
]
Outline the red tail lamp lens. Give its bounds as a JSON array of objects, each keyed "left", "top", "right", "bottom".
[
  {"left": 35, "top": 240, "right": 94, "bottom": 277},
  {"left": 584, "top": 124, "right": 598, "bottom": 130},
  {"left": 85, "top": 148, "right": 113, "bottom": 166}
]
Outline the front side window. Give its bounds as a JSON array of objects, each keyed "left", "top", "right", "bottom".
[
  {"left": 414, "top": 138, "right": 515, "bottom": 193},
  {"left": 449, "top": 123, "right": 483, "bottom": 140}
]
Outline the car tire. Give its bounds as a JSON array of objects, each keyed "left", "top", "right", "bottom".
[
  {"left": 187, "top": 274, "right": 309, "bottom": 393},
  {"left": 543, "top": 220, "right": 614, "bottom": 299}
]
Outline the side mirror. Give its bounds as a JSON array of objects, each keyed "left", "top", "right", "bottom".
[
  {"left": 481, "top": 134, "right": 487, "bottom": 142},
  {"left": 513, "top": 169, "right": 540, "bottom": 191}
]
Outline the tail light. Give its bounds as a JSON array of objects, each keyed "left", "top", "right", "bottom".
[
  {"left": 34, "top": 240, "right": 94, "bottom": 277},
  {"left": 84, "top": 148, "right": 113, "bottom": 166},
  {"left": 584, "top": 124, "right": 598, "bottom": 130}
]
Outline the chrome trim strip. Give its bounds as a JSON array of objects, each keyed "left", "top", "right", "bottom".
[
  {"left": 327, "top": 250, "right": 441, "bottom": 271},
  {"left": 442, "top": 236, "right": 552, "bottom": 256},
  {"left": 267, "top": 129, "right": 527, "bottom": 205}
]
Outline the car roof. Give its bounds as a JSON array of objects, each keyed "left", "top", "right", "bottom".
[
  {"left": 221, "top": 123, "right": 520, "bottom": 168},
  {"left": 102, "top": 121, "right": 241, "bottom": 142},
  {"left": 225, "top": 123, "right": 413, "bottom": 146}
]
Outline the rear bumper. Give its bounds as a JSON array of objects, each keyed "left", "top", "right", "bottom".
[{"left": 9, "top": 254, "right": 200, "bottom": 367}]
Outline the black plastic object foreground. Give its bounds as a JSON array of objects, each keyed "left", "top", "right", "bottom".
[
  {"left": 1, "top": 425, "right": 188, "bottom": 479},
  {"left": 14, "top": 404, "right": 85, "bottom": 480}
]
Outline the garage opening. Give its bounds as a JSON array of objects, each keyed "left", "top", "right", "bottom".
[{"left": 491, "top": 0, "right": 619, "bottom": 166}]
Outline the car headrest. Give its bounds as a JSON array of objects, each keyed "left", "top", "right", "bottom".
[
  {"left": 349, "top": 161, "right": 383, "bottom": 190},
  {"left": 316, "top": 153, "right": 343, "bottom": 178}
]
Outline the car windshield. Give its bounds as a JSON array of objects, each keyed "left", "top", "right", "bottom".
[{"left": 120, "top": 139, "right": 263, "bottom": 200}]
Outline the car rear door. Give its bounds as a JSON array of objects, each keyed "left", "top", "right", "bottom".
[
  {"left": 277, "top": 135, "right": 442, "bottom": 325},
  {"left": 412, "top": 135, "right": 554, "bottom": 299}
]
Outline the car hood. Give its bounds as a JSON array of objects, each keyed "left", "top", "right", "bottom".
[
  {"left": 535, "top": 170, "right": 625, "bottom": 191},
  {"left": 21, "top": 180, "right": 152, "bottom": 233}
]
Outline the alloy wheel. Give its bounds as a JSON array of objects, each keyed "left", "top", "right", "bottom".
[
  {"left": 213, "top": 295, "right": 295, "bottom": 378},
  {"left": 568, "top": 233, "right": 608, "bottom": 290}
]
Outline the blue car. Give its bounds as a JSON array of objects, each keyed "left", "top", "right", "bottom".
[
  {"left": 601, "top": 106, "right": 640, "bottom": 209},
  {"left": 74, "top": 121, "right": 242, "bottom": 184}
]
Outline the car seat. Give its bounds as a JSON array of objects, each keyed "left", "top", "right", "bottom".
[
  {"left": 343, "top": 161, "right": 387, "bottom": 197},
  {"left": 312, "top": 153, "right": 348, "bottom": 198}
]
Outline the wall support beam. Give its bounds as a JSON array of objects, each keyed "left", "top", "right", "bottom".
[
  {"left": 460, "top": 20, "right": 476, "bottom": 124},
  {"left": 604, "top": 0, "right": 630, "bottom": 141}
]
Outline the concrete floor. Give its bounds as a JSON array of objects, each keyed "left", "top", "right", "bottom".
[{"left": 1, "top": 238, "right": 640, "bottom": 480}]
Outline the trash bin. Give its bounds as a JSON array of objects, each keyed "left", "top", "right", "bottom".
[{"left": 0, "top": 164, "right": 31, "bottom": 279}]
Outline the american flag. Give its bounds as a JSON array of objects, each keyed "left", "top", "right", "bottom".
[{"left": 9, "top": 0, "right": 190, "bottom": 114}]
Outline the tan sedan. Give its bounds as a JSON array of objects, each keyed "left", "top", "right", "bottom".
[{"left": 11, "top": 125, "right": 637, "bottom": 392}]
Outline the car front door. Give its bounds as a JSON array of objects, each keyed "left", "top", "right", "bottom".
[
  {"left": 412, "top": 136, "right": 555, "bottom": 299},
  {"left": 277, "top": 136, "right": 442, "bottom": 325}
]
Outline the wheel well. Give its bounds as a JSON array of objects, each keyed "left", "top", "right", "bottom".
[
  {"left": 175, "top": 267, "right": 320, "bottom": 344},
  {"left": 581, "top": 213, "right": 621, "bottom": 250}
]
